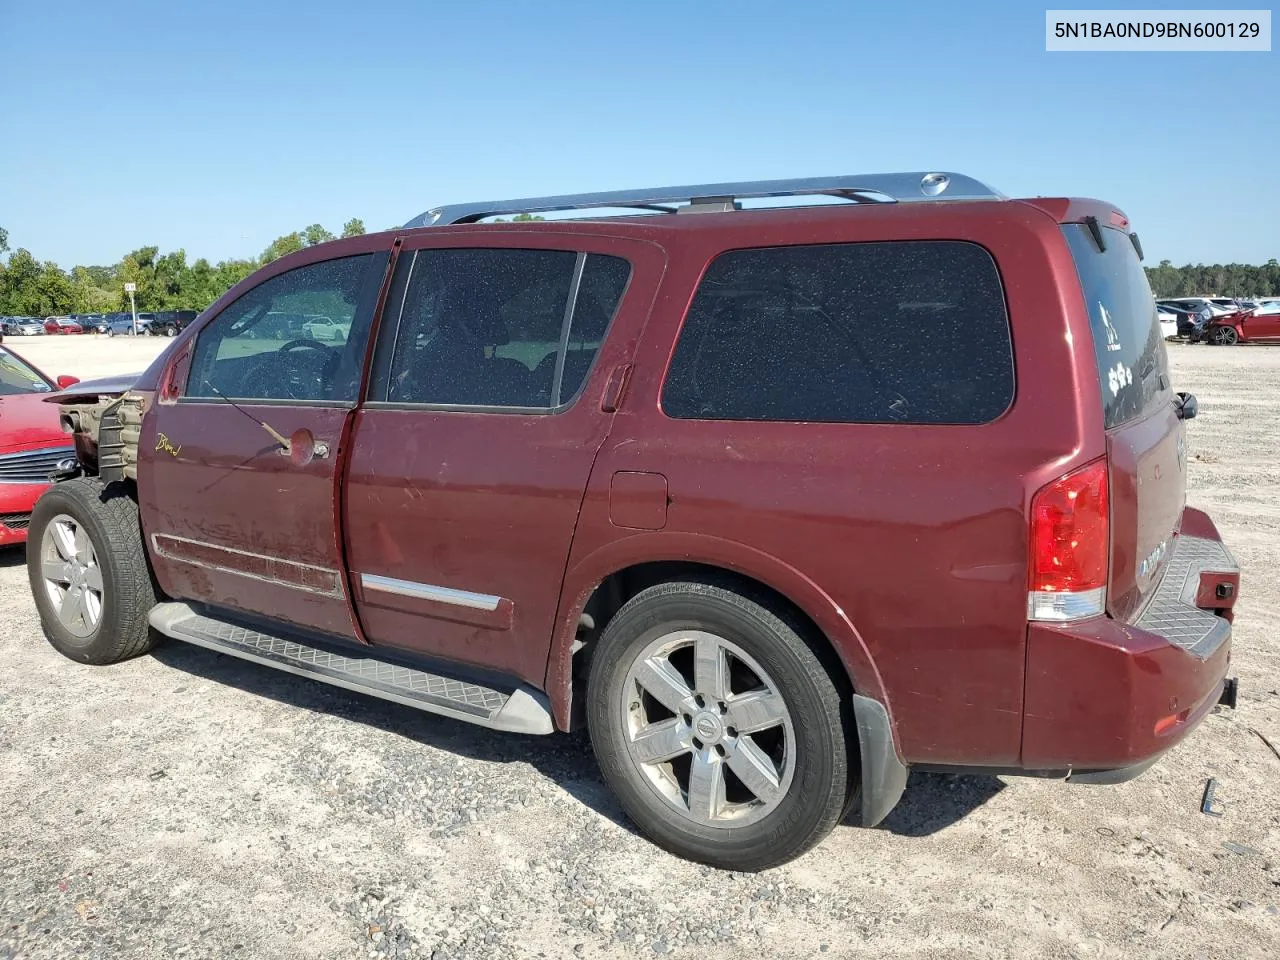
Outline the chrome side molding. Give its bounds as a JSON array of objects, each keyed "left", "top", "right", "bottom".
[{"left": 360, "top": 572, "right": 502, "bottom": 612}]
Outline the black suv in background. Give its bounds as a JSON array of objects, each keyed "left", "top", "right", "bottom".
[{"left": 150, "top": 310, "right": 199, "bottom": 337}]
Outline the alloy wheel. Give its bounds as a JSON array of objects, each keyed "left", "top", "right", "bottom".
[
  {"left": 40, "top": 514, "right": 105, "bottom": 638},
  {"left": 622, "top": 630, "right": 796, "bottom": 827}
]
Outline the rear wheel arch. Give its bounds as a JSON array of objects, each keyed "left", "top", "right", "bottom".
[{"left": 546, "top": 539, "right": 889, "bottom": 732}]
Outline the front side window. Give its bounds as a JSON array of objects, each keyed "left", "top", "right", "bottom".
[
  {"left": 187, "top": 255, "right": 376, "bottom": 403},
  {"left": 377, "top": 249, "right": 629, "bottom": 409},
  {"left": 662, "top": 241, "right": 1014, "bottom": 424}
]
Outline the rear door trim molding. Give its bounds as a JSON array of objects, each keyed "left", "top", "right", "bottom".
[{"left": 359, "top": 572, "right": 503, "bottom": 612}]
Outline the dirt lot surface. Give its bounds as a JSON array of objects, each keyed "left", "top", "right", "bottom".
[{"left": 1, "top": 341, "right": 1277, "bottom": 960}]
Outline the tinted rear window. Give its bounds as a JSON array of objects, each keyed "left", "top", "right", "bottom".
[
  {"left": 662, "top": 241, "right": 1013, "bottom": 424},
  {"left": 1062, "top": 224, "right": 1171, "bottom": 429}
]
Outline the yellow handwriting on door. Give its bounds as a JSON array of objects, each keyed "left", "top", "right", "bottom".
[{"left": 155, "top": 433, "right": 182, "bottom": 457}]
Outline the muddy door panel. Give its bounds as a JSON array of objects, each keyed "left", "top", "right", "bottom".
[
  {"left": 344, "top": 237, "right": 662, "bottom": 687},
  {"left": 140, "top": 404, "right": 356, "bottom": 636},
  {"left": 138, "top": 248, "right": 389, "bottom": 639}
]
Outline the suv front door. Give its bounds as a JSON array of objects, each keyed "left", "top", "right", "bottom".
[
  {"left": 343, "top": 232, "right": 663, "bottom": 688},
  {"left": 139, "top": 243, "right": 390, "bottom": 638}
]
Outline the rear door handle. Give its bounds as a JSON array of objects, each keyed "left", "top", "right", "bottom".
[{"left": 601, "top": 363, "right": 633, "bottom": 413}]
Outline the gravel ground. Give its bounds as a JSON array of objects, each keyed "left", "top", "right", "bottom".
[{"left": 1, "top": 338, "right": 1278, "bottom": 959}]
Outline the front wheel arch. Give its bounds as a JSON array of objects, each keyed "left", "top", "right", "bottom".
[{"left": 26, "top": 478, "right": 162, "bottom": 664}]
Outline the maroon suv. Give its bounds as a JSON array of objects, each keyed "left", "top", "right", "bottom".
[{"left": 28, "top": 173, "right": 1239, "bottom": 870}]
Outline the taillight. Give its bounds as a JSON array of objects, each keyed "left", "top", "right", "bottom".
[{"left": 1028, "top": 458, "right": 1109, "bottom": 621}]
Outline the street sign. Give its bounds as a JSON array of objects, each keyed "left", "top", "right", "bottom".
[{"left": 124, "top": 283, "right": 139, "bottom": 335}]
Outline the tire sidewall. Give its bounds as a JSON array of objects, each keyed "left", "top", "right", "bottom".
[
  {"left": 28, "top": 482, "right": 128, "bottom": 663},
  {"left": 589, "top": 587, "right": 847, "bottom": 868}
]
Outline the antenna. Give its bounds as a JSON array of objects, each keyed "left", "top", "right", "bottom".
[{"left": 204, "top": 382, "right": 292, "bottom": 452}]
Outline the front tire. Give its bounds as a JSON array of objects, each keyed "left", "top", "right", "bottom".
[
  {"left": 587, "top": 581, "right": 854, "bottom": 870},
  {"left": 27, "top": 479, "right": 161, "bottom": 665},
  {"left": 1211, "top": 325, "right": 1239, "bottom": 345}
]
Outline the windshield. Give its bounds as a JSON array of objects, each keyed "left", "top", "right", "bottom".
[
  {"left": 0, "top": 348, "right": 54, "bottom": 396},
  {"left": 1062, "top": 224, "right": 1172, "bottom": 430}
]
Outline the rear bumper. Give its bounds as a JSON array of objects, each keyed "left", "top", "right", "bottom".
[{"left": 1022, "top": 507, "right": 1237, "bottom": 773}]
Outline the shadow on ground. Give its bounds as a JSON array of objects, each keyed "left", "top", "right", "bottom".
[
  {"left": 876, "top": 772, "right": 1005, "bottom": 837},
  {"left": 149, "top": 641, "right": 637, "bottom": 835},
  {"left": 0, "top": 546, "right": 26, "bottom": 569},
  {"left": 150, "top": 641, "right": 1002, "bottom": 848}
]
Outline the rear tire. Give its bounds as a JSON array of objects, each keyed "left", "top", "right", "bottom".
[
  {"left": 27, "top": 479, "right": 162, "bottom": 665},
  {"left": 587, "top": 581, "right": 854, "bottom": 870}
]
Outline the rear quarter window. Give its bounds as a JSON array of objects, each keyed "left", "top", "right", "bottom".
[
  {"left": 1062, "top": 224, "right": 1172, "bottom": 429},
  {"left": 661, "top": 240, "right": 1014, "bottom": 424}
]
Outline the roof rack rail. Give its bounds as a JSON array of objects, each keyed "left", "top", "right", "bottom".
[{"left": 404, "top": 171, "right": 1004, "bottom": 228}]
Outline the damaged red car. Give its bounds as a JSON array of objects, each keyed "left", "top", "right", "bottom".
[{"left": 0, "top": 346, "right": 78, "bottom": 545}]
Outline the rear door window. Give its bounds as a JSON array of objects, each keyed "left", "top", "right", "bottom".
[
  {"left": 661, "top": 240, "right": 1014, "bottom": 424},
  {"left": 1062, "top": 224, "right": 1171, "bottom": 429},
  {"left": 373, "top": 249, "right": 630, "bottom": 410}
]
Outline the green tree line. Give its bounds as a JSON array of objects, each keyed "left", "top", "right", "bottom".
[
  {"left": 1145, "top": 259, "right": 1280, "bottom": 298},
  {"left": 0, "top": 218, "right": 366, "bottom": 317}
]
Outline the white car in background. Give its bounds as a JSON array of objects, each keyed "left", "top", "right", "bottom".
[{"left": 302, "top": 315, "right": 349, "bottom": 342}]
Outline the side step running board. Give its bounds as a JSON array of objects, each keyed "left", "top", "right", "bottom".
[{"left": 148, "top": 602, "right": 555, "bottom": 735}]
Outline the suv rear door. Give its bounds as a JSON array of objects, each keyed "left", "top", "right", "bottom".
[
  {"left": 139, "top": 242, "right": 391, "bottom": 638},
  {"left": 343, "top": 231, "right": 665, "bottom": 689},
  {"left": 1061, "top": 223, "right": 1183, "bottom": 620}
]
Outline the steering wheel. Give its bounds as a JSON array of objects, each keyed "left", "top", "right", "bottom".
[
  {"left": 278, "top": 338, "right": 332, "bottom": 355},
  {"left": 242, "top": 339, "right": 336, "bottom": 400}
]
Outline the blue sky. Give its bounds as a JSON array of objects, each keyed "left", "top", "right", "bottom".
[{"left": 1, "top": 1, "right": 1275, "bottom": 268}]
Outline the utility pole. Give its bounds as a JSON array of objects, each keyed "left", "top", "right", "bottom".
[{"left": 124, "top": 282, "right": 138, "bottom": 336}]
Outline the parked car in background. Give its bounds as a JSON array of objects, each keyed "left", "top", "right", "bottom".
[
  {"left": 0, "top": 346, "right": 79, "bottom": 546},
  {"left": 249, "top": 311, "right": 310, "bottom": 341},
  {"left": 30, "top": 172, "right": 1239, "bottom": 871},
  {"left": 130, "top": 312, "right": 160, "bottom": 334},
  {"left": 5, "top": 318, "right": 46, "bottom": 337},
  {"left": 1160, "top": 298, "right": 1236, "bottom": 319},
  {"left": 94, "top": 314, "right": 143, "bottom": 336},
  {"left": 75, "top": 314, "right": 108, "bottom": 332},
  {"left": 148, "top": 310, "right": 199, "bottom": 337},
  {"left": 1204, "top": 301, "right": 1280, "bottom": 345},
  {"left": 1156, "top": 303, "right": 1185, "bottom": 339},
  {"left": 302, "top": 315, "right": 349, "bottom": 341},
  {"left": 43, "top": 317, "right": 84, "bottom": 335}
]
